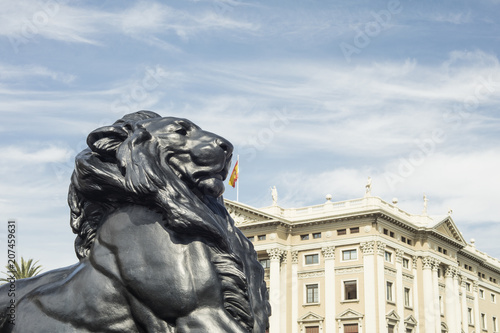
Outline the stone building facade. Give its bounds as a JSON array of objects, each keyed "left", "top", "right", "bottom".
[{"left": 226, "top": 194, "right": 500, "bottom": 333}]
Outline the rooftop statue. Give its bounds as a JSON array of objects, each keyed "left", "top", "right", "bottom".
[{"left": 0, "top": 111, "right": 270, "bottom": 332}]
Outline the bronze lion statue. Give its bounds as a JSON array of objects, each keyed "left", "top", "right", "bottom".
[{"left": 0, "top": 111, "right": 270, "bottom": 332}]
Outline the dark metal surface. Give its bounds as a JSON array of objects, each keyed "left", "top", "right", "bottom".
[{"left": 0, "top": 111, "right": 270, "bottom": 332}]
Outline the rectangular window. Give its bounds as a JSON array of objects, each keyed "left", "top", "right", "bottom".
[
  {"left": 388, "top": 324, "right": 394, "bottom": 333},
  {"left": 259, "top": 259, "right": 270, "bottom": 268},
  {"left": 386, "top": 281, "right": 393, "bottom": 301},
  {"left": 468, "top": 308, "right": 473, "bottom": 325},
  {"left": 403, "top": 258, "right": 410, "bottom": 269},
  {"left": 337, "top": 229, "right": 346, "bottom": 235},
  {"left": 466, "top": 282, "right": 471, "bottom": 292},
  {"left": 383, "top": 228, "right": 388, "bottom": 235},
  {"left": 258, "top": 234, "right": 266, "bottom": 241},
  {"left": 479, "top": 289, "right": 485, "bottom": 299},
  {"left": 493, "top": 317, "right": 497, "bottom": 332},
  {"left": 407, "top": 239, "right": 412, "bottom": 245},
  {"left": 343, "top": 324, "right": 358, "bottom": 333},
  {"left": 439, "top": 295, "right": 443, "bottom": 315},
  {"left": 389, "top": 231, "right": 395, "bottom": 238},
  {"left": 313, "top": 232, "right": 321, "bottom": 239},
  {"left": 247, "top": 236, "right": 254, "bottom": 242},
  {"left": 401, "top": 236, "right": 406, "bottom": 243},
  {"left": 342, "top": 249, "right": 358, "bottom": 261},
  {"left": 344, "top": 280, "right": 357, "bottom": 300},
  {"left": 404, "top": 287, "right": 411, "bottom": 307},
  {"left": 350, "top": 227, "right": 359, "bottom": 233},
  {"left": 492, "top": 293, "right": 497, "bottom": 303},
  {"left": 481, "top": 313, "right": 487, "bottom": 330},
  {"left": 305, "top": 327, "right": 320, "bottom": 333},
  {"left": 306, "top": 284, "right": 319, "bottom": 303},
  {"left": 305, "top": 254, "right": 319, "bottom": 265},
  {"left": 300, "top": 234, "right": 309, "bottom": 240},
  {"left": 385, "top": 251, "right": 392, "bottom": 262}
]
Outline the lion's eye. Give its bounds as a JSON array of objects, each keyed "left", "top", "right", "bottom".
[{"left": 175, "top": 128, "right": 188, "bottom": 136}]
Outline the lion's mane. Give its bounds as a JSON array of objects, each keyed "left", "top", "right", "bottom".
[{"left": 68, "top": 111, "right": 269, "bottom": 331}]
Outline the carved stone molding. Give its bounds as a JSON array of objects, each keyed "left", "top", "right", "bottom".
[
  {"left": 322, "top": 246, "right": 335, "bottom": 260},
  {"left": 412, "top": 256, "right": 419, "bottom": 269},
  {"left": 291, "top": 250, "right": 299, "bottom": 264},
  {"left": 336, "top": 266, "right": 363, "bottom": 275},
  {"left": 473, "top": 281, "right": 479, "bottom": 292},
  {"left": 267, "top": 248, "right": 285, "bottom": 261},
  {"left": 422, "top": 256, "right": 433, "bottom": 270},
  {"left": 298, "top": 270, "right": 325, "bottom": 279},
  {"left": 376, "top": 241, "right": 386, "bottom": 256},
  {"left": 403, "top": 273, "right": 414, "bottom": 282},
  {"left": 360, "top": 241, "right": 375, "bottom": 255},
  {"left": 395, "top": 249, "right": 404, "bottom": 264},
  {"left": 445, "top": 267, "right": 454, "bottom": 278},
  {"left": 432, "top": 259, "right": 441, "bottom": 271},
  {"left": 385, "top": 267, "right": 397, "bottom": 276}
]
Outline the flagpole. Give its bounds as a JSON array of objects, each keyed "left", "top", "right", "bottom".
[{"left": 236, "top": 155, "right": 239, "bottom": 202}]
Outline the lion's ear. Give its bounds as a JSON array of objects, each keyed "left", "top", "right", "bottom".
[{"left": 87, "top": 125, "right": 129, "bottom": 156}]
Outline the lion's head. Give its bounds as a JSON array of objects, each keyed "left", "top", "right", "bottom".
[{"left": 68, "top": 111, "right": 235, "bottom": 259}]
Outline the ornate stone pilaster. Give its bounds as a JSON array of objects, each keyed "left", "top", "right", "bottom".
[
  {"left": 360, "top": 241, "right": 375, "bottom": 255},
  {"left": 395, "top": 249, "right": 404, "bottom": 264},
  {"left": 376, "top": 241, "right": 386, "bottom": 333},
  {"left": 291, "top": 250, "right": 298, "bottom": 264},
  {"left": 445, "top": 266, "right": 459, "bottom": 333},
  {"left": 363, "top": 240, "right": 377, "bottom": 333},
  {"left": 395, "top": 249, "right": 405, "bottom": 333},
  {"left": 432, "top": 259, "right": 441, "bottom": 333},
  {"left": 291, "top": 250, "right": 298, "bottom": 333},
  {"left": 473, "top": 281, "right": 480, "bottom": 330},
  {"left": 267, "top": 248, "right": 284, "bottom": 261},
  {"left": 322, "top": 246, "right": 335, "bottom": 260},
  {"left": 376, "top": 241, "right": 386, "bottom": 256},
  {"left": 322, "top": 246, "right": 336, "bottom": 333},
  {"left": 267, "top": 248, "right": 284, "bottom": 333},
  {"left": 412, "top": 255, "right": 419, "bottom": 269},
  {"left": 422, "top": 256, "right": 434, "bottom": 270},
  {"left": 460, "top": 276, "right": 468, "bottom": 332},
  {"left": 422, "top": 256, "right": 435, "bottom": 332}
]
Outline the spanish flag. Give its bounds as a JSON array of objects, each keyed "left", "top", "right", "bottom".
[{"left": 228, "top": 160, "right": 239, "bottom": 188}]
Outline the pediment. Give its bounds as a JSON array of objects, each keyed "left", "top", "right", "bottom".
[
  {"left": 432, "top": 216, "right": 466, "bottom": 245},
  {"left": 298, "top": 311, "right": 324, "bottom": 322},
  {"left": 386, "top": 310, "right": 400, "bottom": 321},
  {"left": 405, "top": 315, "right": 417, "bottom": 325},
  {"left": 336, "top": 308, "right": 363, "bottom": 320},
  {"left": 225, "top": 199, "right": 283, "bottom": 226}
]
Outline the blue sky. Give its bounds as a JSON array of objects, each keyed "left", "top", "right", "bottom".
[{"left": 1, "top": 0, "right": 500, "bottom": 271}]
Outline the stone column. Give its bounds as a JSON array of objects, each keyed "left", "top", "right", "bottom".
[
  {"left": 395, "top": 249, "right": 405, "bottom": 333},
  {"left": 281, "top": 251, "right": 288, "bottom": 333},
  {"left": 267, "top": 248, "right": 284, "bottom": 333},
  {"left": 444, "top": 267, "right": 457, "bottom": 333},
  {"left": 376, "top": 241, "right": 387, "bottom": 333},
  {"left": 432, "top": 259, "right": 441, "bottom": 333},
  {"left": 291, "top": 250, "right": 299, "bottom": 333},
  {"left": 461, "top": 278, "right": 468, "bottom": 332},
  {"left": 361, "top": 241, "right": 376, "bottom": 333},
  {"left": 411, "top": 256, "right": 420, "bottom": 333},
  {"left": 453, "top": 270, "right": 461, "bottom": 332},
  {"left": 422, "top": 256, "right": 435, "bottom": 333},
  {"left": 322, "top": 246, "right": 336, "bottom": 333},
  {"left": 473, "top": 281, "right": 480, "bottom": 331}
]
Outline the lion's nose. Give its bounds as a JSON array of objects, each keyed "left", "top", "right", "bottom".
[{"left": 216, "top": 137, "right": 233, "bottom": 156}]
